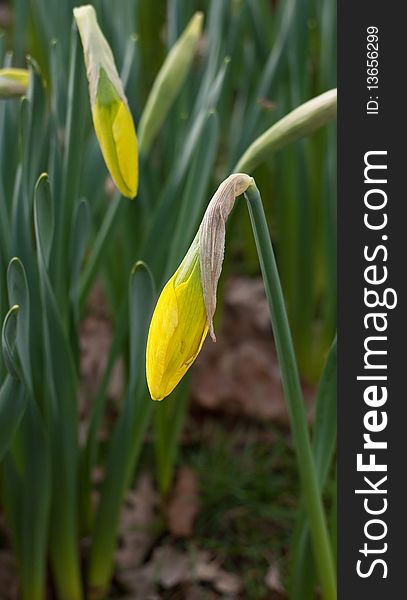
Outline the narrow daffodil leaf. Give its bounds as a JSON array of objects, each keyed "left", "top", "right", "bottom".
[
  {"left": 0, "top": 68, "right": 29, "bottom": 98},
  {"left": 74, "top": 5, "right": 138, "bottom": 198},
  {"left": 7, "top": 258, "right": 32, "bottom": 393},
  {"left": 146, "top": 173, "right": 252, "bottom": 401},
  {"left": 0, "top": 376, "right": 26, "bottom": 462},
  {"left": 1, "top": 305, "right": 21, "bottom": 380},
  {"left": 88, "top": 262, "right": 155, "bottom": 596}
]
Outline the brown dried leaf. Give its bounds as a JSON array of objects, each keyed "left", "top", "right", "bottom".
[
  {"left": 182, "top": 584, "right": 217, "bottom": 600},
  {"left": 192, "top": 276, "right": 288, "bottom": 423},
  {"left": 0, "top": 5, "right": 11, "bottom": 29},
  {"left": 167, "top": 467, "right": 200, "bottom": 538},
  {"left": 116, "top": 564, "right": 160, "bottom": 599},
  {"left": 194, "top": 552, "right": 220, "bottom": 582},
  {"left": 224, "top": 277, "right": 271, "bottom": 336},
  {"left": 191, "top": 276, "right": 315, "bottom": 424},
  {"left": 150, "top": 545, "right": 191, "bottom": 589},
  {"left": 264, "top": 564, "right": 284, "bottom": 593},
  {"left": 213, "top": 569, "right": 242, "bottom": 596},
  {"left": 79, "top": 283, "right": 124, "bottom": 431},
  {"left": 193, "top": 337, "right": 287, "bottom": 422},
  {"left": 0, "top": 551, "right": 19, "bottom": 600},
  {"left": 116, "top": 474, "right": 159, "bottom": 571},
  {"left": 193, "top": 551, "right": 241, "bottom": 596}
]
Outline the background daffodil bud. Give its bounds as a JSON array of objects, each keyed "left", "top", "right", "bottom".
[
  {"left": 146, "top": 173, "right": 253, "bottom": 401},
  {"left": 138, "top": 11, "right": 203, "bottom": 155},
  {"left": 235, "top": 88, "right": 337, "bottom": 174},
  {"left": 74, "top": 5, "right": 138, "bottom": 198},
  {"left": 0, "top": 68, "right": 29, "bottom": 98}
]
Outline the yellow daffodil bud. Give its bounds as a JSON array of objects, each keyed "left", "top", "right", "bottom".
[
  {"left": 146, "top": 173, "right": 253, "bottom": 400},
  {"left": 0, "top": 68, "right": 29, "bottom": 98},
  {"left": 138, "top": 11, "right": 204, "bottom": 155},
  {"left": 74, "top": 5, "right": 138, "bottom": 198}
]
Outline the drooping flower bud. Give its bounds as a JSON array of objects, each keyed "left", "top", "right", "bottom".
[
  {"left": 74, "top": 5, "right": 138, "bottom": 198},
  {"left": 146, "top": 173, "right": 253, "bottom": 400}
]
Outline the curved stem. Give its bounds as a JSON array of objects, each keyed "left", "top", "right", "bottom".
[{"left": 244, "top": 183, "right": 336, "bottom": 600}]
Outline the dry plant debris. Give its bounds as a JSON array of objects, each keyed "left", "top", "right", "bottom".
[{"left": 167, "top": 466, "right": 200, "bottom": 538}]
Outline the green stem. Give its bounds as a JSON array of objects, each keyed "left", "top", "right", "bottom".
[
  {"left": 154, "top": 377, "right": 189, "bottom": 496},
  {"left": 244, "top": 183, "right": 336, "bottom": 600}
]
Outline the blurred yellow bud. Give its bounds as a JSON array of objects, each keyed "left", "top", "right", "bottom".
[
  {"left": 0, "top": 69, "right": 29, "bottom": 98},
  {"left": 146, "top": 173, "right": 253, "bottom": 401},
  {"left": 74, "top": 5, "right": 138, "bottom": 198},
  {"left": 138, "top": 11, "right": 204, "bottom": 154}
]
